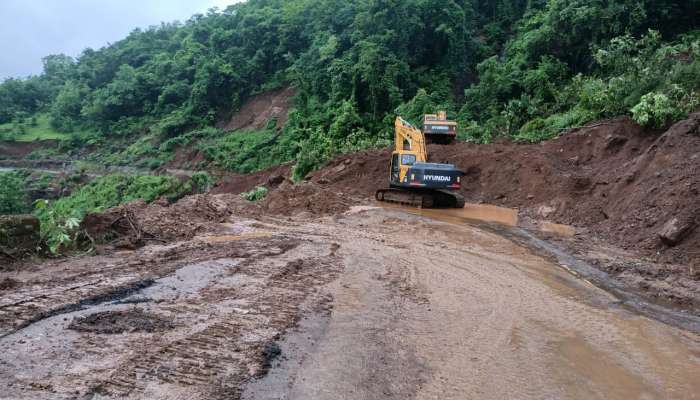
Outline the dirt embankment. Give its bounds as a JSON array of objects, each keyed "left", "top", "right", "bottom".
[
  {"left": 219, "top": 86, "right": 295, "bottom": 132},
  {"left": 0, "top": 140, "right": 58, "bottom": 160},
  {"left": 80, "top": 194, "right": 256, "bottom": 248}
]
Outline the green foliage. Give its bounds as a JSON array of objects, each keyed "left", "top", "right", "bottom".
[
  {"left": 0, "top": 0, "right": 697, "bottom": 170},
  {"left": 186, "top": 172, "right": 214, "bottom": 194},
  {"left": 292, "top": 128, "right": 333, "bottom": 181},
  {"left": 0, "top": 114, "right": 74, "bottom": 142},
  {"left": 50, "top": 81, "right": 89, "bottom": 131},
  {"left": 0, "top": 172, "right": 29, "bottom": 214},
  {"left": 241, "top": 186, "right": 268, "bottom": 201},
  {"left": 33, "top": 174, "right": 187, "bottom": 253},
  {"left": 200, "top": 128, "right": 294, "bottom": 173},
  {"left": 33, "top": 199, "right": 80, "bottom": 254},
  {"left": 631, "top": 92, "right": 695, "bottom": 127}
]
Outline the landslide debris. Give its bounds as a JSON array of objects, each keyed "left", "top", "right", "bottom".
[
  {"left": 219, "top": 86, "right": 295, "bottom": 132},
  {"left": 80, "top": 193, "right": 256, "bottom": 247},
  {"left": 209, "top": 113, "right": 699, "bottom": 269}
]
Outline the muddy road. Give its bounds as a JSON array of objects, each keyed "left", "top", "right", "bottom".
[{"left": 1, "top": 206, "right": 699, "bottom": 399}]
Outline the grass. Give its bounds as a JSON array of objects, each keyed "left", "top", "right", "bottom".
[{"left": 0, "top": 114, "right": 79, "bottom": 142}]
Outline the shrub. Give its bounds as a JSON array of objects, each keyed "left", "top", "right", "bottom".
[
  {"left": 631, "top": 93, "right": 677, "bottom": 127},
  {"left": 34, "top": 174, "right": 186, "bottom": 253},
  {"left": 0, "top": 171, "right": 29, "bottom": 214},
  {"left": 241, "top": 186, "right": 268, "bottom": 201},
  {"left": 292, "top": 129, "right": 333, "bottom": 181},
  {"left": 187, "top": 172, "right": 214, "bottom": 194}
]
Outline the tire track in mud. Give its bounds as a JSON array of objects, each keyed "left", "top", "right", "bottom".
[
  {"left": 76, "top": 243, "right": 341, "bottom": 399},
  {"left": 0, "top": 236, "right": 299, "bottom": 338}
]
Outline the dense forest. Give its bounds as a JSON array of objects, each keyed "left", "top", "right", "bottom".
[{"left": 1, "top": 0, "right": 699, "bottom": 179}]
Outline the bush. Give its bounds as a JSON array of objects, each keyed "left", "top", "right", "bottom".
[
  {"left": 187, "top": 172, "right": 214, "bottom": 194},
  {"left": 631, "top": 93, "right": 677, "bottom": 127},
  {"left": 0, "top": 172, "right": 29, "bottom": 214},
  {"left": 292, "top": 129, "right": 333, "bottom": 181},
  {"left": 34, "top": 174, "right": 186, "bottom": 253},
  {"left": 241, "top": 186, "right": 268, "bottom": 201}
]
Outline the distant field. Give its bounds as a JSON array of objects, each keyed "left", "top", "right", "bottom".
[{"left": 0, "top": 114, "right": 72, "bottom": 142}]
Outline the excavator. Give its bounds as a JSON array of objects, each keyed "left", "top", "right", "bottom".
[
  {"left": 422, "top": 111, "right": 457, "bottom": 144},
  {"left": 375, "top": 113, "right": 465, "bottom": 208}
]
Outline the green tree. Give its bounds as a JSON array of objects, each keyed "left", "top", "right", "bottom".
[{"left": 0, "top": 172, "right": 28, "bottom": 214}]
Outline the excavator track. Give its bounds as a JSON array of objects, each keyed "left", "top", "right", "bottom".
[{"left": 375, "top": 189, "right": 464, "bottom": 208}]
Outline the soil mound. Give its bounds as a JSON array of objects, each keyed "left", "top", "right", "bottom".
[
  {"left": 212, "top": 163, "right": 292, "bottom": 195},
  {"left": 262, "top": 180, "right": 352, "bottom": 216},
  {"left": 81, "top": 193, "right": 251, "bottom": 247},
  {"left": 433, "top": 114, "right": 699, "bottom": 266},
  {"left": 0, "top": 140, "right": 58, "bottom": 159},
  {"left": 220, "top": 86, "right": 295, "bottom": 132},
  {"left": 69, "top": 309, "right": 174, "bottom": 334}
]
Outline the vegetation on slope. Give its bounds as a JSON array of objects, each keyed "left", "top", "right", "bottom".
[
  {"left": 0, "top": 171, "right": 29, "bottom": 214},
  {"left": 0, "top": 0, "right": 698, "bottom": 177},
  {"left": 33, "top": 172, "right": 212, "bottom": 252}
]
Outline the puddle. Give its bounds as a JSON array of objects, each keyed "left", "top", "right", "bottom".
[
  {"left": 379, "top": 202, "right": 519, "bottom": 226},
  {"left": 124, "top": 258, "right": 239, "bottom": 302},
  {"left": 540, "top": 222, "right": 576, "bottom": 237},
  {"left": 199, "top": 232, "right": 273, "bottom": 243},
  {"left": 554, "top": 335, "right": 659, "bottom": 399}
]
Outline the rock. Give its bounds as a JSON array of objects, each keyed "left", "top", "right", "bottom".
[
  {"left": 537, "top": 205, "right": 556, "bottom": 218},
  {"left": 658, "top": 217, "right": 696, "bottom": 246},
  {"left": 0, "top": 214, "right": 40, "bottom": 255},
  {"left": 605, "top": 134, "right": 628, "bottom": 150},
  {"left": 267, "top": 175, "right": 285, "bottom": 187}
]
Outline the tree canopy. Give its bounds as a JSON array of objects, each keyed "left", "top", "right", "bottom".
[{"left": 1, "top": 0, "right": 698, "bottom": 174}]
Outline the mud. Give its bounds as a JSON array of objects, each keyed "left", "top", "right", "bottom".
[
  {"left": 0, "top": 278, "right": 19, "bottom": 291},
  {"left": 1, "top": 205, "right": 700, "bottom": 399},
  {"left": 219, "top": 86, "right": 295, "bottom": 132},
  {"left": 0, "top": 140, "right": 58, "bottom": 160},
  {"left": 3, "top": 110, "right": 700, "bottom": 398},
  {"left": 69, "top": 309, "right": 174, "bottom": 334},
  {"left": 80, "top": 193, "right": 255, "bottom": 246},
  {"left": 240, "top": 208, "right": 700, "bottom": 399}
]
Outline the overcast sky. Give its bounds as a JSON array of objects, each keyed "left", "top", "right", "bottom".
[{"left": 0, "top": 0, "right": 240, "bottom": 80}]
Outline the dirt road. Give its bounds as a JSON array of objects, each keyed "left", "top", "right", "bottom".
[{"left": 1, "top": 205, "right": 699, "bottom": 399}]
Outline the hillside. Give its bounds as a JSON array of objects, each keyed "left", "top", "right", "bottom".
[
  {"left": 0, "top": 0, "right": 698, "bottom": 177},
  {"left": 2, "top": 2, "right": 700, "bottom": 397}
]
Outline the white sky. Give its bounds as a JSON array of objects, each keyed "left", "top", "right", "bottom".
[{"left": 0, "top": 0, "right": 240, "bottom": 79}]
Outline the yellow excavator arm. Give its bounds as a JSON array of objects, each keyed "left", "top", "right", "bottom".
[{"left": 394, "top": 117, "right": 427, "bottom": 163}]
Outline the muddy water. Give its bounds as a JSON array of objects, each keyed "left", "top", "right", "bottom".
[
  {"left": 540, "top": 221, "right": 577, "bottom": 236},
  {"left": 244, "top": 208, "right": 700, "bottom": 400},
  {"left": 379, "top": 202, "right": 519, "bottom": 226}
]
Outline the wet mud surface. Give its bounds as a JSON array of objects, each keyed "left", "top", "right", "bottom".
[
  {"left": 1, "top": 208, "right": 699, "bottom": 399},
  {"left": 68, "top": 309, "right": 174, "bottom": 335}
]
